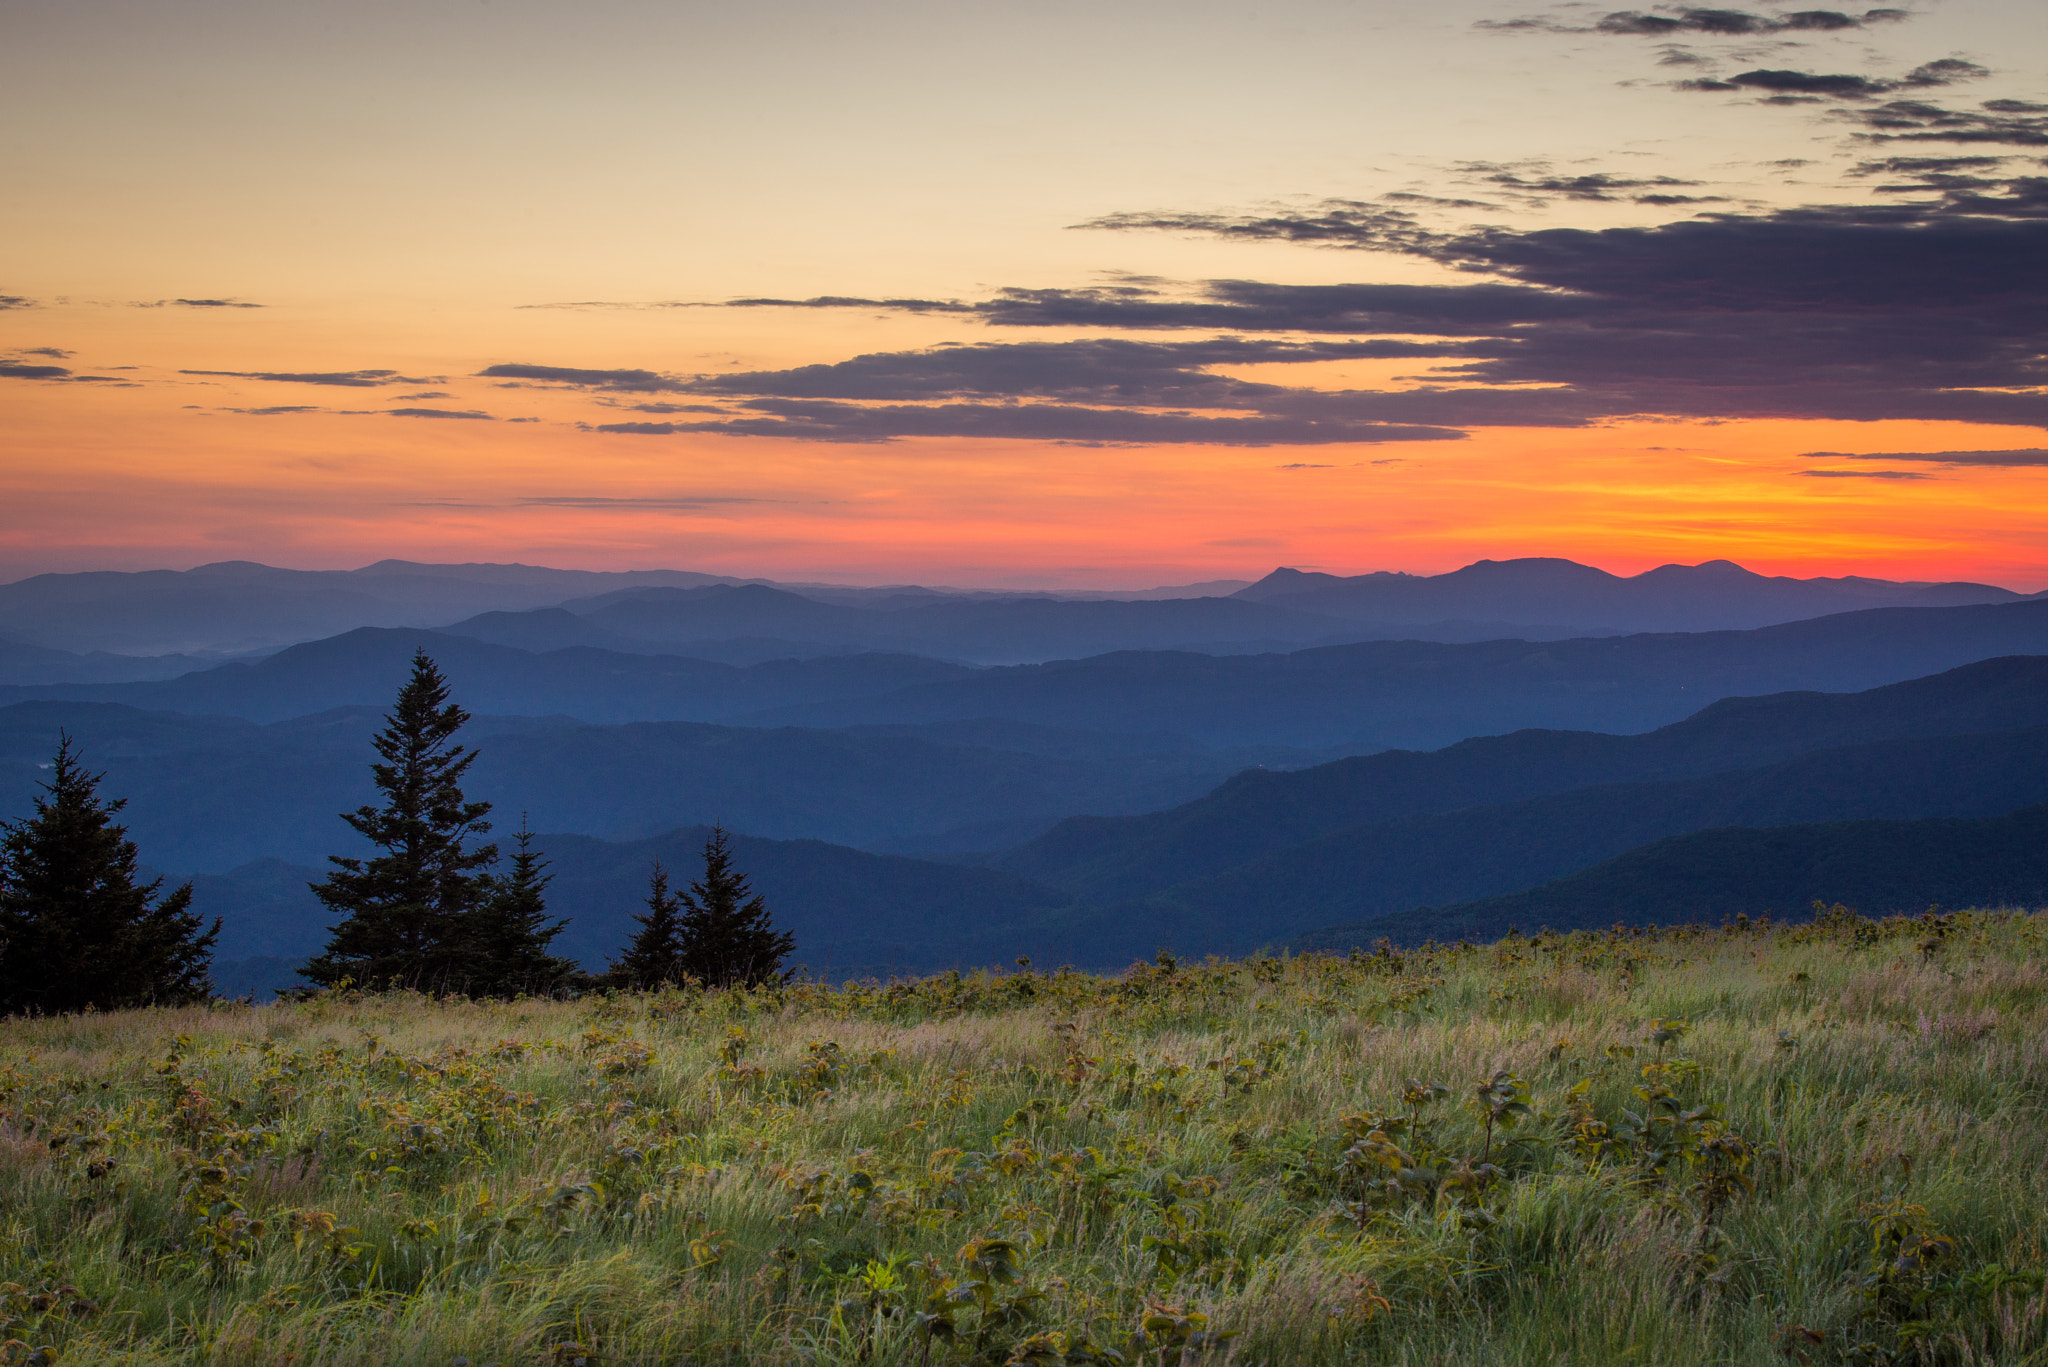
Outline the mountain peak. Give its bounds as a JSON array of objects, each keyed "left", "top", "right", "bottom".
[{"left": 1635, "top": 559, "right": 1759, "bottom": 581}]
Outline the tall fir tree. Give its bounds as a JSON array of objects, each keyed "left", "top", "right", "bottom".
[
  {"left": 608, "top": 861, "right": 686, "bottom": 989},
  {"left": 461, "top": 817, "right": 580, "bottom": 996},
  {"left": 303, "top": 651, "right": 497, "bottom": 989},
  {"left": 0, "top": 735, "right": 219, "bottom": 1015},
  {"left": 676, "top": 827, "right": 795, "bottom": 988}
]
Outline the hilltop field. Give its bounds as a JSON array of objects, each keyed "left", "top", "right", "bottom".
[{"left": 3, "top": 910, "right": 2046, "bottom": 1366}]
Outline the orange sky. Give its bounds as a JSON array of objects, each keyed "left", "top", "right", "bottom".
[{"left": 3, "top": 0, "right": 2044, "bottom": 590}]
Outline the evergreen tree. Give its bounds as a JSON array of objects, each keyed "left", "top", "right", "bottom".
[
  {"left": 462, "top": 817, "right": 580, "bottom": 996},
  {"left": 0, "top": 735, "right": 219, "bottom": 1015},
  {"left": 608, "top": 860, "right": 686, "bottom": 989},
  {"left": 676, "top": 827, "right": 795, "bottom": 988},
  {"left": 303, "top": 651, "right": 497, "bottom": 989}
]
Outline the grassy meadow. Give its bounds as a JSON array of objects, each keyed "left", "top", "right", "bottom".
[{"left": 3, "top": 908, "right": 2046, "bottom": 1366}]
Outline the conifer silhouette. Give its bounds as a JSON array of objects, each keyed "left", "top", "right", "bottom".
[
  {"left": 462, "top": 817, "right": 579, "bottom": 996},
  {"left": 675, "top": 826, "right": 795, "bottom": 988},
  {"left": 303, "top": 650, "right": 497, "bottom": 989},
  {"left": 608, "top": 860, "right": 686, "bottom": 989},
  {"left": 0, "top": 734, "right": 218, "bottom": 1014}
]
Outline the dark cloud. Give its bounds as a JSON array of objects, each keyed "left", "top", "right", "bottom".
[
  {"left": 1841, "top": 98, "right": 2048, "bottom": 146},
  {"left": 513, "top": 495, "right": 764, "bottom": 507},
  {"left": 716, "top": 198, "right": 2048, "bottom": 435},
  {"left": 17, "top": 347, "right": 70, "bottom": 358},
  {"left": 1908, "top": 60, "right": 1994, "bottom": 87},
  {"left": 1683, "top": 71, "right": 1886, "bottom": 98},
  {"left": 638, "top": 334, "right": 1604, "bottom": 442},
  {"left": 1080, "top": 199, "right": 2048, "bottom": 302},
  {"left": 1078, "top": 201, "right": 1461, "bottom": 255},
  {"left": 516, "top": 296, "right": 981, "bottom": 314},
  {"left": 1458, "top": 163, "right": 1721, "bottom": 203},
  {"left": 173, "top": 298, "right": 262, "bottom": 308},
  {"left": 1683, "top": 59, "right": 1987, "bottom": 101},
  {"left": 603, "top": 401, "right": 1467, "bottom": 447},
  {"left": 722, "top": 280, "right": 1598, "bottom": 334},
  {"left": 225, "top": 405, "right": 322, "bottom": 415},
  {"left": 1803, "top": 447, "right": 2048, "bottom": 466},
  {"left": 396, "top": 390, "right": 451, "bottom": 399},
  {"left": 723, "top": 295, "right": 977, "bottom": 315},
  {"left": 1852, "top": 153, "right": 2012, "bottom": 185},
  {"left": 180, "top": 368, "right": 427, "bottom": 387},
  {"left": 476, "top": 363, "right": 689, "bottom": 393},
  {"left": 1483, "top": 7, "right": 1906, "bottom": 37},
  {"left": 1853, "top": 154, "right": 2039, "bottom": 201},
  {"left": 0, "top": 359, "right": 134, "bottom": 385},
  {"left": 1799, "top": 468, "right": 1933, "bottom": 478},
  {"left": 0, "top": 294, "right": 34, "bottom": 310},
  {"left": 686, "top": 338, "right": 1488, "bottom": 406},
  {"left": 670, "top": 121, "right": 2048, "bottom": 446},
  {"left": 387, "top": 407, "right": 492, "bottom": 420}
]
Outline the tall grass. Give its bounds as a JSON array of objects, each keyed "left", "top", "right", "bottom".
[{"left": 2, "top": 908, "right": 2045, "bottom": 1365}]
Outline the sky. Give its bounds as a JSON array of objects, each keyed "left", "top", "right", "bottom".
[{"left": 2, "top": 0, "right": 2044, "bottom": 589}]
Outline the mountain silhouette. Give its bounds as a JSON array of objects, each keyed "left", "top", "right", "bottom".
[{"left": 1296, "top": 802, "right": 2048, "bottom": 950}]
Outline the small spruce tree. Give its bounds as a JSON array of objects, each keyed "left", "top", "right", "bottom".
[
  {"left": 303, "top": 650, "right": 497, "bottom": 989},
  {"left": 676, "top": 826, "right": 795, "bottom": 988},
  {"left": 0, "top": 735, "right": 219, "bottom": 1015},
  {"left": 462, "top": 817, "right": 580, "bottom": 996},
  {"left": 608, "top": 860, "right": 686, "bottom": 989}
]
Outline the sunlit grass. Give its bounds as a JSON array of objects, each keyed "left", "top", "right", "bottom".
[{"left": 3, "top": 908, "right": 2045, "bottom": 1365}]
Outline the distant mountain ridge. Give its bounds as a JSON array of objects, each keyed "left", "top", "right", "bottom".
[
  {"left": 739, "top": 598, "right": 2048, "bottom": 748},
  {"left": 0, "top": 638, "right": 237, "bottom": 686},
  {"left": 0, "top": 560, "right": 1253, "bottom": 660},
  {"left": 984, "top": 654, "right": 2048, "bottom": 903},
  {"left": 466, "top": 583, "right": 1364, "bottom": 665},
  {"left": 1235, "top": 557, "right": 2028, "bottom": 633},
  {"left": 11, "top": 599, "right": 2048, "bottom": 751},
  {"left": 1026, "top": 723, "right": 2048, "bottom": 964},
  {"left": 0, "top": 561, "right": 745, "bottom": 656},
  {"left": 1, "top": 698, "right": 1370, "bottom": 872},
  {"left": 1, "top": 555, "right": 2031, "bottom": 667},
  {"left": 1293, "top": 803, "right": 2048, "bottom": 951},
  {"left": 0, "top": 629, "right": 979, "bottom": 724}
]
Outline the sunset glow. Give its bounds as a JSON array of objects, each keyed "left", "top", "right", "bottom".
[{"left": 5, "top": 0, "right": 2044, "bottom": 588}]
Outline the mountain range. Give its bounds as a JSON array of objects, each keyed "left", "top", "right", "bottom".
[
  {"left": 7, "top": 554, "right": 2048, "bottom": 991},
  {"left": 132, "top": 653, "right": 2048, "bottom": 990},
  {"left": 736, "top": 599, "right": 2048, "bottom": 748},
  {"left": 999, "top": 721, "right": 2048, "bottom": 966},
  {"left": 1238, "top": 557, "right": 2026, "bottom": 633},
  {"left": 1, "top": 556, "right": 2028, "bottom": 672},
  {"left": 1294, "top": 802, "right": 2048, "bottom": 951},
  {"left": 0, "top": 701, "right": 1368, "bottom": 872},
  {"left": 982, "top": 654, "right": 2048, "bottom": 903},
  {"left": 10, "top": 597, "right": 2048, "bottom": 750}
]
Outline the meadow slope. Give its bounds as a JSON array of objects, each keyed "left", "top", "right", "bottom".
[{"left": 1, "top": 912, "right": 2044, "bottom": 1365}]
